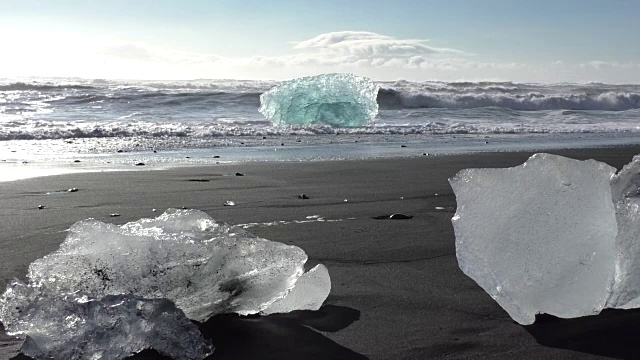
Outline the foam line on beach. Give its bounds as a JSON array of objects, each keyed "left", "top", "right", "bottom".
[{"left": 237, "top": 216, "right": 349, "bottom": 229}]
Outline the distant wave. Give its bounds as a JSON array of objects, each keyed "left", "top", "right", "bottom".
[
  {"left": 49, "top": 91, "right": 263, "bottom": 106},
  {"left": 377, "top": 88, "right": 640, "bottom": 111},
  {"left": 4, "top": 79, "right": 640, "bottom": 112},
  {"left": 44, "top": 86, "right": 640, "bottom": 112},
  {"left": 0, "top": 82, "right": 96, "bottom": 91}
]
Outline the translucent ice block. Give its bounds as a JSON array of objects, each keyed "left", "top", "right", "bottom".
[
  {"left": 450, "top": 153, "right": 618, "bottom": 325},
  {"left": 259, "top": 73, "right": 379, "bottom": 127}
]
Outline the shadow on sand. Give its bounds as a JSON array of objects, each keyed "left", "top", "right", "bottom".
[
  {"left": 11, "top": 305, "right": 368, "bottom": 360},
  {"left": 524, "top": 307, "right": 640, "bottom": 360},
  {"left": 197, "top": 305, "right": 368, "bottom": 360}
]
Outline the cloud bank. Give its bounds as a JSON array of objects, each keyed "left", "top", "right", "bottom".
[
  {"left": 1, "top": 30, "right": 638, "bottom": 83},
  {"left": 94, "top": 31, "right": 520, "bottom": 77}
]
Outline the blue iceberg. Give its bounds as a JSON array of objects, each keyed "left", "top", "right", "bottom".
[{"left": 259, "top": 73, "right": 379, "bottom": 127}]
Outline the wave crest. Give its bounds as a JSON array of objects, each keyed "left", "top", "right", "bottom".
[
  {"left": 0, "top": 82, "right": 96, "bottom": 91},
  {"left": 2, "top": 119, "right": 640, "bottom": 141},
  {"left": 377, "top": 88, "right": 640, "bottom": 111}
]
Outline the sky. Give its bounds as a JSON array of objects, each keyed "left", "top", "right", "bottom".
[{"left": 0, "top": 0, "right": 639, "bottom": 83}]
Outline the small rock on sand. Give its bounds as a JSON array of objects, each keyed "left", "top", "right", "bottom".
[
  {"left": 389, "top": 213, "right": 413, "bottom": 220},
  {"left": 37, "top": 205, "right": 45, "bottom": 210},
  {"left": 298, "top": 194, "right": 310, "bottom": 199},
  {"left": 372, "top": 213, "right": 414, "bottom": 220}
]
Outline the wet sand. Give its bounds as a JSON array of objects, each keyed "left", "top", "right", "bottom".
[{"left": 2, "top": 147, "right": 640, "bottom": 360}]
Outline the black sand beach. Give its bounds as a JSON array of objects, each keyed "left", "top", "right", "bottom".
[{"left": 3, "top": 147, "right": 640, "bottom": 360}]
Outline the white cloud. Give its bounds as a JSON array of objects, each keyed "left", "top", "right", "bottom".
[
  {"left": 293, "top": 31, "right": 463, "bottom": 57},
  {"left": 97, "top": 41, "right": 225, "bottom": 65},
  {"left": 580, "top": 61, "right": 639, "bottom": 70}
]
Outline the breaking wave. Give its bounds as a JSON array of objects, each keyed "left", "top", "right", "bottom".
[
  {"left": 1, "top": 78, "right": 640, "bottom": 142},
  {"left": 2, "top": 117, "right": 640, "bottom": 141},
  {"left": 377, "top": 88, "right": 640, "bottom": 111}
]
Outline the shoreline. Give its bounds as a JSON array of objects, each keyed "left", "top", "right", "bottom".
[
  {"left": 3, "top": 132, "right": 640, "bottom": 183},
  {"left": 3, "top": 146, "right": 640, "bottom": 359}
]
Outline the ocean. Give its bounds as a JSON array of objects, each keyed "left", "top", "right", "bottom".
[{"left": 2, "top": 77, "right": 640, "bottom": 181}]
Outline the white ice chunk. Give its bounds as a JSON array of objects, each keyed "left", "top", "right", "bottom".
[
  {"left": 1, "top": 208, "right": 334, "bottom": 359},
  {"left": 450, "top": 153, "right": 618, "bottom": 325},
  {"left": 25, "top": 209, "right": 308, "bottom": 322},
  {"left": 262, "top": 264, "right": 331, "bottom": 315},
  {"left": 607, "top": 156, "right": 640, "bottom": 308},
  {"left": 259, "top": 73, "right": 379, "bottom": 127},
  {"left": 0, "top": 281, "right": 213, "bottom": 360},
  {"left": 607, "top": 198, "right": 640, "bottom": 309},
  {"left": 610, "top": 155, "right": 640, "bottom": 201}
]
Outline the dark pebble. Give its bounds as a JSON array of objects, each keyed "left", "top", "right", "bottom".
[
  {"left": 389, "top": 213, "right": 413, "bottom": 220},
  {"left": 135, "top": 162, "right": 145, "bottom": 166},
  {"left": 372, "top": 213, "right": 414, "bottom": 220},
  {"left": 235, "top": 172, "right": 244, "bottom": 176},
  {"left": 298, "top": 194, "right": 310, "bottom": 199}
]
